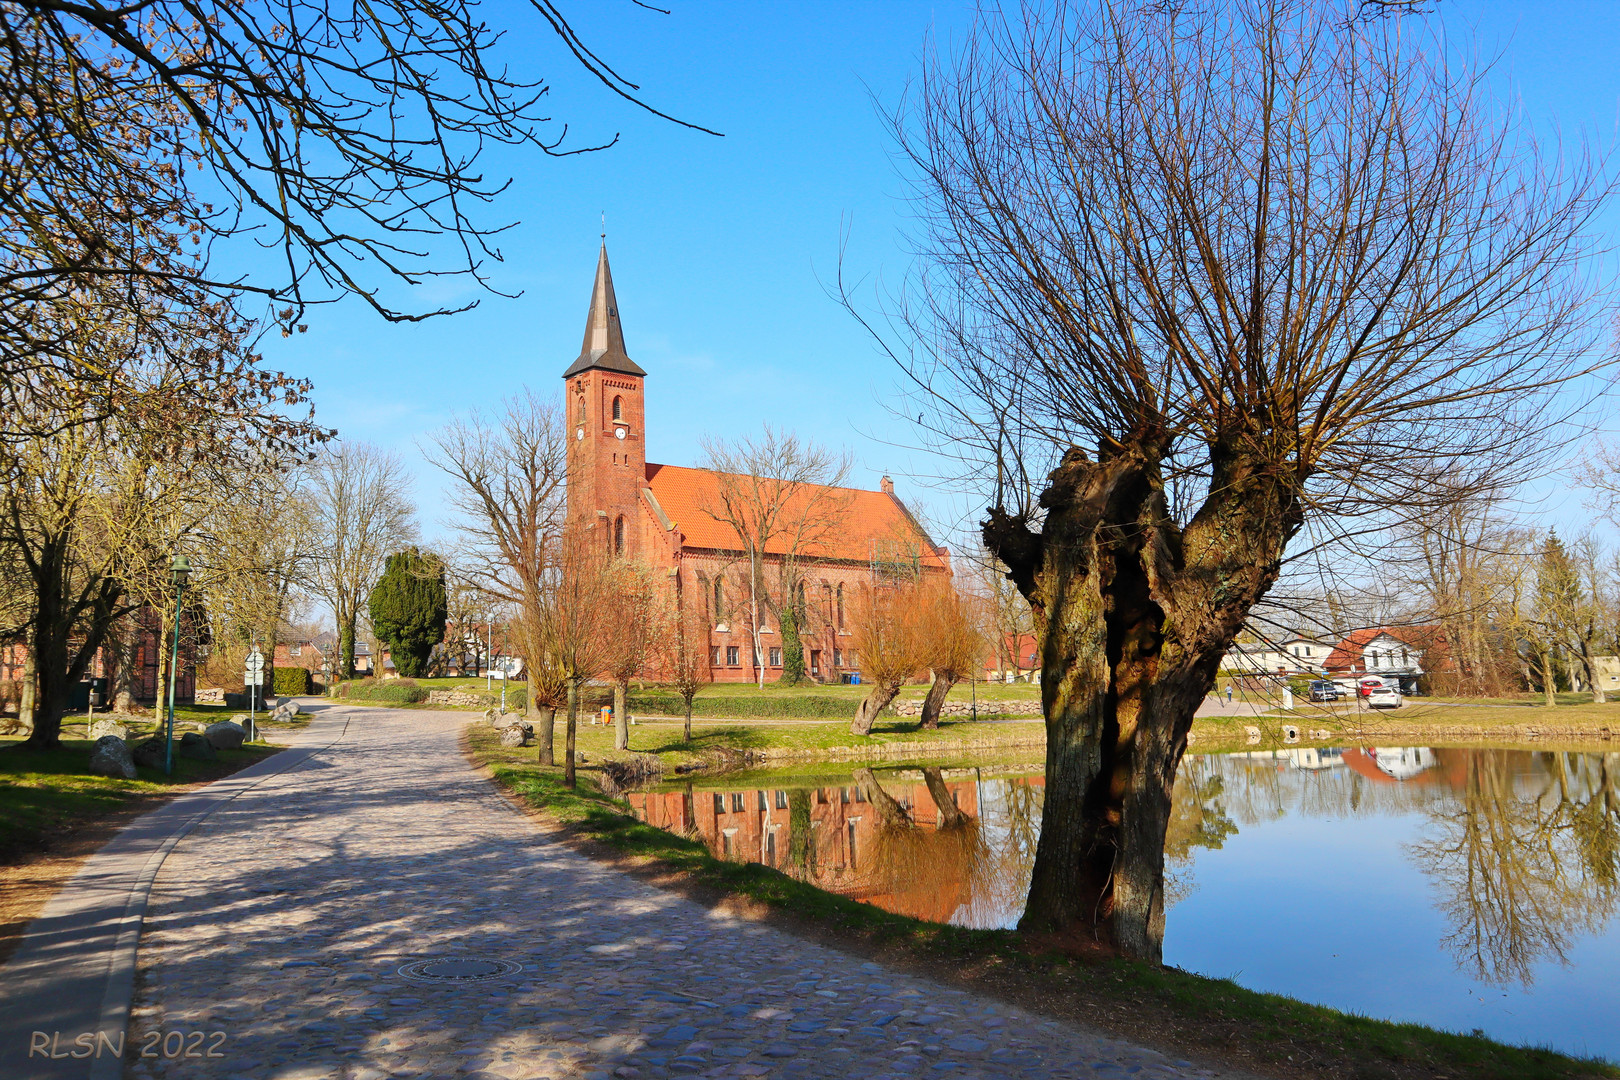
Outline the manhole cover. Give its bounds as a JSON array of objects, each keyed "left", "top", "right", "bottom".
[{"left": 396, "top": 957, "right": 523, "bottom": 985}]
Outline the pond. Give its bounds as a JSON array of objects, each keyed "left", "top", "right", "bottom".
[{"left": 626, "top": 747, "right": 1620, "bottom": 1062}]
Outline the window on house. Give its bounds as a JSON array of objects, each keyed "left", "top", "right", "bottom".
[
  {"left": 833, "top": 648, "right": 842, "bottom": 667},
  {"left": 726, "top": 646, "right": 740, "bottom": 666},
  {"left": 731, "top": 792, "right": 746, "bottom": 812},
  {"left": 847, "top": 822, "right": 858, "bottom": 871},
  {"left": 765, "top": 831, "right": 776, "bottom": 865},
  {"left": 775, "top": 790, "right": 788, "bottom": 809},
  {"left": 290, "top": 643, "right": 301, "bottom": 657},
  {"left": 810, "top": 649, "right": 821, "bottom": 674},
  {"left": 710, "top": 646, "right": 721, "bottom": 667},
  {"left": 713, "top": 793, "right": 725, "bottom": 814},
  {"left": 613, "top": 515, "right": 625, "bottom": 555},
  {"left": 713, "top": 577, "right": 724, "bottom": 618},
  {"left": 612, "top": 395, "right": 623, "bottom": 421},
  {"left": 769, "top": 647, "right": 782, "bottom": 667},
  {"left": 836, "top": 583, "right": 845, "bottom": 629},
  {"left": 722, "top": 832, "right": 733, "bottom": 857},
  {"left": 846, "top": 650, "right": 858, "bottom": 667}
]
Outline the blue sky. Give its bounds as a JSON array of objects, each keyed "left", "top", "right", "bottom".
[{"left": 252, "top": 1, "right": 1620, "bottom": 548}]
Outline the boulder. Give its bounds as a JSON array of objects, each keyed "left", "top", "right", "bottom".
[
  {"left": 492, "top": 711, "right": 521, "bottom": 728},
  {"left": 205, "top": 720, "right": 247, "bottom": 750},
  {"left": 499, "top": 724, "right": 533, "bottom": 748},
  {"left": 88, "top": 718, "right": 128, "bottom": 741},
  {"left": 131, "top": 738, "right": 166, "bottom": 770},
  {"left": 88, "top": 735, "right": 136, "bottom": 779},
  {"left": 178, "top": 731, "right": 216, "bottom": 761},
  {"left": 230, "top": 713, "right": 249, "bottom": 725}
]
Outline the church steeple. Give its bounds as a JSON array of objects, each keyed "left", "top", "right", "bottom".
[{"left": 563, "top": 241, "right": 645, "bottom": 378}]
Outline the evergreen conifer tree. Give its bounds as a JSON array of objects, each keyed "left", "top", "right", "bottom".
[{"left": 368, "top": 549, "right": 448, "bottom": 678}]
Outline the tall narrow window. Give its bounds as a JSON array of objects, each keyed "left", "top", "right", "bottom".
[
  {"left": 713, "top": 576, "right": 724, "bottom": 618},
  {"left": 613, "top": 516, "right": 625, "bottom": 555},
  {"left": 612, "top": 395, "right": 623, "bottom": 421},
  {"left": 836, "top": 583, "right": 845, "bottom": 629}
]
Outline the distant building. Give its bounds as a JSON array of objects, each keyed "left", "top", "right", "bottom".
[
  {"left": 1221, "top": 636, "right": 1332, "bottom": 677},
  {"left": 1323, "top": 626, "right": 1449, "bottom": 691},
  {"left": 562, "top": 241, "right": 950, "bottom": 683}
]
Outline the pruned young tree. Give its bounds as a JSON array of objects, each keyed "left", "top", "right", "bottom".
[
  {"left": 872, "top": 0, "right": 1614, "bottom": 959},
  {"left": 534, "top": 523, "right": 616, "bottom": 787},
  {"left": 699, "top": 427, "right": 853, "bottom": 688},
  {"left": 670, "top": 573, "right": 713, "bottom": 741},
  {"left": 913, "top": 580, "right": 988, "bottom": 730},
  {"left": 307, "top": 444, "right": 418, "bottom": 679},
  {"left": 849, "top": 584, "right": 925, "bottom": 736},
  {"left": 600, "top": 558, "right": 668, "bottom": 751}
]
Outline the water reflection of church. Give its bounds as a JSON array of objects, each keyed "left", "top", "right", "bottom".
[{"left": 629, "top": 775, "right": 988, "bottom": 923}]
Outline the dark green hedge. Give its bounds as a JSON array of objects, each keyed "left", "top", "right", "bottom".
[
  {"left": 337, "top": 679, "right": 428, "bottom": 704},
  {"left": 272, "top": 666, "right": 311, "bottom": 696}
]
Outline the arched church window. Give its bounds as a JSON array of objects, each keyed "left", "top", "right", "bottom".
[
  {"left": 836, "top": 583, "right": 845, "bottom": 629},
  {"left": 612, "top": 395, "right": 623, "bottom": 421},
  {"left": 713, "top": 576, "right": 724, "bottom": 618},
  {"left": 614, "top": 516, "right": 625, "bottom": 555}
]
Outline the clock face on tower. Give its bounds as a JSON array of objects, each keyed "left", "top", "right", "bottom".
[
  {"left": 576, "top": 428, "right": 583, "bottom": 440},
  {"left": 615, "top": 428, "right": 626, "bottom": 440}
]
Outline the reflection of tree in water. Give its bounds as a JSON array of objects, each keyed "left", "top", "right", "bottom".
[
  {"left": 852, "top": 767, "right": 993, "bottom": 925},
  {"left": 1412, "top": 750, "right": 1620, "bottom": 985},
  {"left": 1163, "top": 758, "right": 1239, "bottom": 905}
]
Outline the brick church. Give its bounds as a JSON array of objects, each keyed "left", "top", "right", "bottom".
[{"left": 563, "top": 242, "right": 950, "bottom": 683}]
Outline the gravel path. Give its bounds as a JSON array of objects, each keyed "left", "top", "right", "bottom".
[{"left": 126, "top": 705, "right": 1240, "bottom": 1080}]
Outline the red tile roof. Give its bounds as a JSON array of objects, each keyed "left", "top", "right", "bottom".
[
  {"left": 1323, "top": 625, "right": 1446, "bottom": 672},
  {"left": 644, "top": 463, "right": 948, "bottom": 569}
]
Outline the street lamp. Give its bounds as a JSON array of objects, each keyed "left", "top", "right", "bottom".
[{"left": 164, "top": 554, "right": 191, "bottom": 775}]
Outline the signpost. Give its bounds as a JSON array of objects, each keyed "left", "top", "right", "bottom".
[{"left": 244, "top": 647, "right": 265, "bottom": 741}]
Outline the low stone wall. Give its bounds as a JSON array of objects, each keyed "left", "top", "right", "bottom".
[
  {"left": 426, "top": 689, "right": 490, "bottom": 707},
  {"left": 890, "top": 698, "right": 1042, "bottom": 719}
]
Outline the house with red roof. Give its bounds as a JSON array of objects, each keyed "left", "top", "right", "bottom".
[
  {"left": 1323, "top": 625, "right": 1450, "bottom": 691},
  {"left": 562, "top": 242, "right": 950, "bottom": 683}
]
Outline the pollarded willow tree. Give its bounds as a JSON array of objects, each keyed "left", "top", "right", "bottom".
[{"left": 879, "top": 0, "right": 1615, "bottom": 960}]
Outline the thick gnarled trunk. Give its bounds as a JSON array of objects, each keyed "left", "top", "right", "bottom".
[
  {"left": 850, "top": 679, "right": 902, "bottom": 735},
  {"left": 917, "top": 674, "right": 956, "bottom": 730},
  {"left": 988, "top": 445, "right": 1296, "bottom": 962}
]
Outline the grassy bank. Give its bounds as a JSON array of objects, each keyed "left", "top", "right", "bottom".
[
  {"left": 465, "top": 726, "right": 1613, "bottom": 1080},
  {"left": 0, "top": 730, "right": 284, "bottom": 864}
]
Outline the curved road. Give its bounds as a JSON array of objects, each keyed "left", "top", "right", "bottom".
[{"left": 97, "top": 705, "right": 1233, "bottom": 1079}]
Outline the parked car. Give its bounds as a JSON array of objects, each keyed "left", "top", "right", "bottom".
[
  {"left": 1309, "top": 680, "right": 1342, "bottom": 702},
  {"left": 1366, "top": 686, "right": 1404, "bottom": 709},
  {"left": 1358, "top": 676, "right": 1388, "bottom": 697}
]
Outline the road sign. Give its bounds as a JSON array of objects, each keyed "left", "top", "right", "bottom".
[{"left": 245, "top": 648, "right": 266, "bottom": 683}]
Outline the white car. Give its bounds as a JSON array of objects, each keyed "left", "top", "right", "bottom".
[{"left": 1366, "top": 686, "right": 1403, "bottom": 709}]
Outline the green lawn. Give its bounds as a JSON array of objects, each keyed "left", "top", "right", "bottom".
[
  {"left": 468, "top": 726, "right": 1616, "bottom": 1080},
  {"left": 0, "top": 736, "right": 283, "bottom": 863}
]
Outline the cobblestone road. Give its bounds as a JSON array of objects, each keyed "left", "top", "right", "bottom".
[{"left": 127, "top": 706, "right": 1240, "bottom": 1080}]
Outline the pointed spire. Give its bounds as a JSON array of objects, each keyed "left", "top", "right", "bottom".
[{"left": 563, "top": 241, "right": 646, "bottom": 379}]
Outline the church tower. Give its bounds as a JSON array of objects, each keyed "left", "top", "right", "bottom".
[{"left": 563, "top": 241, "right": 647, "bottom": 556}]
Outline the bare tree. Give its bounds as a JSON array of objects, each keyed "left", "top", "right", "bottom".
[
  {"left": 600, "top": 559, "right": 668, "bottom": 751},
  {"left": 533, "top": 524, "right": 616, "bottom": 787},
  {"left": 307, "top": 444, "right": 418, "bottom": 679},
  {"left": 669, "top": 573, "right": 713, "bottom": 742},
  {"left": 873, "top": 0, "right": 1613, "bottom": 959},
  {"left": 913, "top": 580, "right": 989, "bottom": 730},
  {"left": 700, "top": 427, "right": 852, "bottom": 688},
  {"left": 425, "top": 391, "right": 568, "bottom": 727},
  {"left": 849, "top": 584, "right": 925, "bottom": 736}
]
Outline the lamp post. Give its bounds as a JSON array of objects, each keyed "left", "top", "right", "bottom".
[{"left": 164, "top": 554, "right": 191, "bottom": 775}]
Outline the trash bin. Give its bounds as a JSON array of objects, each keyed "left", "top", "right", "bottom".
[{"left": 68, "top": 681, "right": 92, "bottom": 712}]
